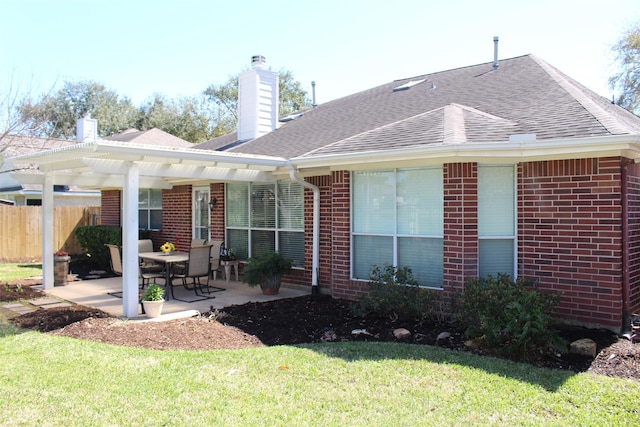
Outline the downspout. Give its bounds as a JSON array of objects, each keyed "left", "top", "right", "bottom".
[
  {"left": 289, "top": 167, "right": 320, "bottom": 294},
  {"left": 621, "top": 159, "right": 632, "bottom": 335}
]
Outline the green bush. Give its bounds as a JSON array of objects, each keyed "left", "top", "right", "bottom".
[
  {"left": 74, "top": 226, "right": 122, "bottom": 269},
  {"left": 242, "top": 251, "right": 293, "bottom": 287},
  {"left": 351, "top": 264, "right": 445, "bottom": 321},
  {"left": 141, "top": 283, "right": 165, "bottom": 301},
  {"left": 456, "top": 274, "right": 567, "bottom": 362}
]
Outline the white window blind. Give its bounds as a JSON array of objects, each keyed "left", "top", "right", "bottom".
[
  {"left": 353, "top": 171, "right": 394, "bottom": 234},
  {"left": 352, "top": 168, "right": 444, "bottom": 287},
  {"left": 478, "top": 165, "right": 516, "bottom": 277}
]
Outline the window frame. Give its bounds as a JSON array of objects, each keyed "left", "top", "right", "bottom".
[
  {"left": 225, "top": 181, "right": 305, "bottom": 267},
  {"left": 350, "top": 167, "right": 444, "bottom": 288}
]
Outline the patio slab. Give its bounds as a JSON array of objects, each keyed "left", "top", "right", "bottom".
[{"left": 41, "top": 276, "right": 309, "bottom": 318}]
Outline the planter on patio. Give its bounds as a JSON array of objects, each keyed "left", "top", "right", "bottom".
[{"left": 54, "top": 255, "right": 70, "bottom": 286}]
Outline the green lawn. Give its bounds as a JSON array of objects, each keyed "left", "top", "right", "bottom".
[
  {"left": 1, "top": 322, "right": 639, "bottom": 426},
  {"left": 0, "top": 262, "right": 42, "bottom": 282}
]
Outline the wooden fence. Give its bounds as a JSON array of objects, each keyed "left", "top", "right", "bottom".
[{"left": 0, "top": 206, "right": 101, "bottom": 262}]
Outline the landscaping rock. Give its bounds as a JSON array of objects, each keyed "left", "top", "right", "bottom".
[
  {"left": 393, "top": 328, "right": 411, "bottom": 340},
  {"left": 570, "top": 338, "right": 597, "bottom": 358}
]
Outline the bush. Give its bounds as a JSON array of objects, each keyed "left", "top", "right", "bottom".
[
  {"left": 456, "top": 274, "right": 567, "bottom": 362},
  {"left": 74, "top": 226, "right": 122, "bottom": 269},
  {"left": 351, "top": 264, "right": 445, "bottom": 321}
]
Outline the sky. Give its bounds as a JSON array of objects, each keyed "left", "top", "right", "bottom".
[{"left": 1, "top": 0, "right": 639, "bottom": 107}]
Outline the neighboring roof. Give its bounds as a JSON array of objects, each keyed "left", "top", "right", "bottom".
[
  {"left": 103, "top": 128, "right": 193, "bottom": 148},
  {"left": 198, "top": 54, "right": 640, "bottom": 160},
  {"left": 0, "top": 135, "right": 87, "bottom": 193}
]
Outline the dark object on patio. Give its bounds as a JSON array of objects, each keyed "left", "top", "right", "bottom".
[
  {"left": 242, "top": 251, "right": 293, "bottom": 295},
  {"left": 171, "top": 245, "right": 225, "bottom": 301}
]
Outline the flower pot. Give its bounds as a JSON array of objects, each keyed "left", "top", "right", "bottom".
[
  {"left": 54, "top": 255, "right": 71, "bottom": 286},
  {"left": 142, "top": 300, "right": 164, "bottom": 318},
  {"left": 260, "top": 275, "right": 282, "bottom": 295}
]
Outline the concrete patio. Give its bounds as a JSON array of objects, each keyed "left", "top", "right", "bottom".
[{"left": 43, "top": 275, "right": 309, "bottom": 319}]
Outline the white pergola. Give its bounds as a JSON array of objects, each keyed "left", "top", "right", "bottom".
[{"left": 8, "top": 140, "right": 291, "bottom": 318}]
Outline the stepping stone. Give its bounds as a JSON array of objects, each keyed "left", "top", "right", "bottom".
[
  {"left": 2, "top": 303, "right": 36, "bottom": 314},
  {"left": 29, "top": 298, "right": 61, "bottom": 307},
  {"left": 41, "top": 302, "right": 73, "bottom": 309}
]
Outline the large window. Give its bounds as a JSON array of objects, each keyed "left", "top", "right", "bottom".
[
  {"left": 352, "top": 168, "right": 443, "bottom": 287},
  {"left": 478, "top": 165, "right": 516, "bottom": 277},
  {"left": 225, "top": 181, "right": 304, "bottom": 266},
  {"left": 139, "top": 188, "right": 162, "bottom": 230}
]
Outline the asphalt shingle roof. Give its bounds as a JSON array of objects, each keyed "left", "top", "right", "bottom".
[{"left": 197, "top": 54, "right": 640, "bottom": 160}]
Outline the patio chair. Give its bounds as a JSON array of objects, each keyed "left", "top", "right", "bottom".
[
  {"left": 171, "top": 244, "right": 224, "bottom": 301},
  {"left": 105, "top": 243, "right": 148, "bottom": 313},
  {"left": 208, "top": 239, "right": 224, "bottom": 280},
  {"left": 138, "top": 239, "right": 164, "bottom": 274}
]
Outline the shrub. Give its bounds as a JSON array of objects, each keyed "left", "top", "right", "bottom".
[
  {"left": 242, "top": 251, "right": 293, "bottom": 287},
  {"left": 456, "top": 274, "right": 567, "bottom": 362},
  {"left": 351, "top": 264, "right": 445, "bottom": 321},
  {"left": 74, "top": 226, "right": 122, "bottom": 268}
]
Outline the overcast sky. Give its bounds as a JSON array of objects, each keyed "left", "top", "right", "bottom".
[{"left": 2, "top": 0, "right": 639, "bottom": 106}]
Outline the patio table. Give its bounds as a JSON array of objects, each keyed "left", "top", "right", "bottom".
[{"left": 139, "top": 251, "right": 188, "bottom": 301}]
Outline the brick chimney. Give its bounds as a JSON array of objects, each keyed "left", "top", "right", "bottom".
[{"left": 237, "top": 55, "right": 279, "bottom": 141}]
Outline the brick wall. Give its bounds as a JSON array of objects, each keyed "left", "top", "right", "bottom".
[
  {"left": 626, "top": 162, "right": 640, "bottom": 319},
  {"left": 443, "top": 163, "right": 477, "bottom": 300},
  {"left": 162, "top": 185, "right": 192, "bottom": 252},
  {"left": 518, "top": 157, "right": 624, "bottom": 330},
  {"left": 100, "top": 190, "right": 121, "bottom": 226}
]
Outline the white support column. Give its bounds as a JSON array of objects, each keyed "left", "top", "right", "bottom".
[
  {"left": 122, "top": 162, "right": 140, "bottom": 318},
  {"left": 42, "top": 173, "right": 54, "bottom": 289}
]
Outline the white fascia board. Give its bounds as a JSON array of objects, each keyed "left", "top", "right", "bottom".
[
  {"left": 83, "top": 158, "right": 276, "bottom": 182},
  {"left": 290, "top": 135, "right": 640, "bottom": 170},
  {"left": 11, "top": 172, "right": 172, "bottom": 189}
]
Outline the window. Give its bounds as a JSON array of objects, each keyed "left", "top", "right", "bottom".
[
  {"left": 352, "top": 168, "right": 444, "bottom": 287},
  {"left": 225, "top": 181, "right": 304, "bottom": 266},
  {"left": 139, "top": 188, "right": 162, "bottom": 230},
  {"left": 193, "top": 187, "right": 210, "bottom": 240},
  {"left": 478, "top": 165, "right": 516, "bottom": 277}
]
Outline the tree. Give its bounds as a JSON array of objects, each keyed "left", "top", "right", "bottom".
[
  {"left": 18, "top": 81, "right": 138, "bottom": 139},
  {"left": 610, "top": 24, "right": 640, "bottom": 114},
  {"left": 137, "top": 94, "right": 211, "bottom": 143},
  {"left": 203, "top": 68, "right": 311, "bottom": 136}
]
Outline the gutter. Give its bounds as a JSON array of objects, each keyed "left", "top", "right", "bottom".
[{"left": 289, "top": 166, "right": 320, "bottom": 294}]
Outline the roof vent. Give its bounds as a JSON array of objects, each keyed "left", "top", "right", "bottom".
[
  {"left": 493, "top": 36, "right": 499, "bottom": 70},
  {"left": 393, "top": 79, "right": 426, "bottom": 92},
  {"left": 251, "top": 55, "right": 266, "bottom": 69}
]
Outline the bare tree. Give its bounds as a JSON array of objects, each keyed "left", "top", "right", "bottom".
[{"left": 610, "top": 24, "right": 640, "bottom": 114}]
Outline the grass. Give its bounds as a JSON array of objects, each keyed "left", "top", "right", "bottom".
[
  {"left": 1, "top": 322, "right": 639, "bottom": 426},
  {"left": 0, "top": 262, "right": 42, "bottom": 282}
]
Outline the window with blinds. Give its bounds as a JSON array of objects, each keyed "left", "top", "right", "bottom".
[
  {"left": 225, "top": 180, "right": 304, "bottom": 266},
  {"left": 352, "top": 167, "right": 444, "bottom": 287},
  {"left": 138, "top": 188, "right": 162, "bottom": 230},
  {"left": 478, "top": 165, "right": 516, "bottom": 278}
]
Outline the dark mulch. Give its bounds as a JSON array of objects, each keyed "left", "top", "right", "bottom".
[{"left": 1, "top": 261, "right": 637, "bottom": 381}]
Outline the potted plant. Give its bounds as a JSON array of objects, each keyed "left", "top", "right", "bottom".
[
  {"left": 242, "top": 251, "right": 293, "bottom": 295},
  {"left": 141, "top": 283, "right": 165, "bottom": 318}
]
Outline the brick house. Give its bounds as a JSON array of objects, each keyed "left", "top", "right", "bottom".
[{"left": 10, "top": 53, "right": 640, "bottom": 332}]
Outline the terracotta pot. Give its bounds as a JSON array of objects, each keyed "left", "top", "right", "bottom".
[{"left": 260, "top": 274, "right": 281, "bottom": 295}]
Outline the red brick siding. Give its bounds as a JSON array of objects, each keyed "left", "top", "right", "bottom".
[
  {"left": 329, "top": 171, "right": 370, "bottom": 299},
  {"left": 162, "top": 185, "right": 192, "bottom": 252},
  {"left": 100, "top": 190, "right": 121, "bottom": 226},
  {"left": 210, "top": 183, "right": 225, "bottom": 241},
  {"left": 626, "top": 162, "right": 640, "bottom": 318},
  {"left": 518, "top": 157, "right": 623, "bottom": 330},
  {"left": 443, "top": 163, "right": 477, "bottom": 300}
]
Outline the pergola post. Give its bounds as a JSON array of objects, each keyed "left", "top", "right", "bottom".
[
  {"left": 122, "top": 162, "right": 140, "bottom": 318},
  {"left": 41, "top": 172, "right": 54, "bottom": 290}
]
